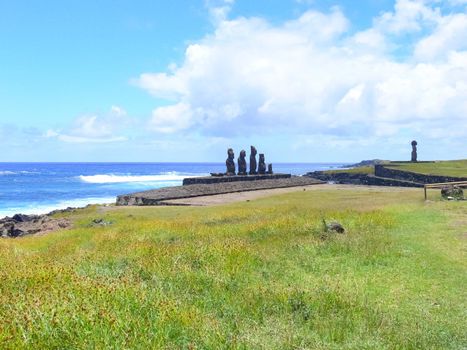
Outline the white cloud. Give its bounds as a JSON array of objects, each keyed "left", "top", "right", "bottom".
[
  {"left": 55, "top": 135, "right": 127, "bottom": 143},
  {"left": 414, "top": 13, "right": 467, "bottom": 60},
  {"left": 149, "top": 103, "right": 194, "bottom": 133},
  {"left": 45, "top": 106, "right": 130, "bottom": 143},
  {"left": 135, "top": 0, "right": 467, "bottom": 146},
  {"left": 284, "top": 7, "right": 349, "bottom": 41},
  {"left": 135, "top": 73, "right": 187, "bottom": 99},
  {"left": 69, "top": 115, "right": 114, "bottom": 138},
  {"left": 206, "top": 0, "right": 236, "bottom": 23},
  {"left": 351, "top": 28, "right": 387, "bottom": 52},
  {"left": 375, "top": 0, "right": 441, "bottom": 34},
  {"left": 110, "top": 105, "right": 127, "bottom": 117}
]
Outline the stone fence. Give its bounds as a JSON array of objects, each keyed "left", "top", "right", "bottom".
[
  {"left": 304, "top": 172, "right": 423, "bottom": 187},
  {"left": 374, "top": 165, "right": 467, "bottom": 184}
]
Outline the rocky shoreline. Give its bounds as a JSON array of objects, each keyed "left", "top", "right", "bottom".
[
  {"left": 0, "top": 207, "right": 76, "bottom": 238},
  {"left": 4, "top": 161, "right": 464, "bottom": 237}
]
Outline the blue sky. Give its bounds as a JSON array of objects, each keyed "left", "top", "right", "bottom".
[{"left": 1, "top": 0, "right": 466, "bottom": 162}]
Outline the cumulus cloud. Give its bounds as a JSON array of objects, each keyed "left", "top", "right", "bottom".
[
  {"left": 45, "top": 106, "right": 130, "bottom": 143},
  {"left": 414, "top": 12, "right": 467, "bottom": 60},
  {"left": 374, "top": 0, "right": 441, "bottom": 34},
  {"left": 149, "top": 103, "right": 194, "bottom": 133},
  {"left": 135, "top": 0, "right": 467, "bottom": 147},
  {"left": 206, "top": 0, "right": 236, "bottom": 23}
]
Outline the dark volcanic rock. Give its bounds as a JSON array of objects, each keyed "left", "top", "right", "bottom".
[
  {"left": 325, "top": 220, "right": 345, "bottom": 234},
  {"left": 12, "top": 213, "right": 38, "bottom": 222},
  {"left": 441, "top": 185, "right": 464, "bottom": 200},
  {"left": 238, "top": 150, "right": 247, "bottom": 175},
  {"left": 90, "top": 218, "right": 113, "bottom": 227},
  {"left": 249, "top": 146, "right": 257, "bottom": 175},
  {"left": 0, "top": 213, "right": 71, "bottom": 238},
  {"left": 0, "top": 222, "right": 17, "bottom": 237},
  {"left": 304, "top": 171, "right": 424, "bottom": 187},
  {"left": 47, "top": 207, "right": 76, "bottom": 216},
  {"left": 374, "top": 165, "right": 467, "bottom": 184},
  {"left": 307, "top": 163, "right": 467, "bottom": 188}
]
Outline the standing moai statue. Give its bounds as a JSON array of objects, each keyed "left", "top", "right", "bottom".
[
  {"left": 237, "top": 150, "right": 247, "bottom": 175},
  {"left": 411, "top": 140, "right": 418, "bottom": 162},
  {"left": 249, "top": 146, "right": 257, "bottom": 175},
  {"left": 226, "top": 148, "right": 236, "bottom": 175},
  {"left": 258, "top": 154, "right": 266, "bottom": 174},
  {"left": 267, "top": 164, "right": 273, "bottom": 174}
]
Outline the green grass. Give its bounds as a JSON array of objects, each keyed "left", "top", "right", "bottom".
[
  {"left": 323, "top": 166, "right": 374, "bottom": 175},
  {"left": 0, "top": 189, "right": 466, "bottom": 349},
  {"left": 388, "top": 159, "right": 467, "bottom": 177}
]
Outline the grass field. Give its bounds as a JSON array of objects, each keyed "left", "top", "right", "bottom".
[
  {"left": 0, "top": 188, "right": 466, "bottom": 349},
  {"left": 387, "top": 159, "right": 467, "bottom": 177},
  {"left": 323, "top": 166, "right": 374, "bottom": 175}
]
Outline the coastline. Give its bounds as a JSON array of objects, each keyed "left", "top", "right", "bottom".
[
  {"left": 1, "top": 182, "right": 423, "bottom": 238},
  {"left": 0, "top": 196, "right": 116, "bottom": 219},
  {"left": 0, "top": 162, "right": 349, "bottom": 220},
  {"left": 1, "top": 175, "right": 464, "bottom": 348}
]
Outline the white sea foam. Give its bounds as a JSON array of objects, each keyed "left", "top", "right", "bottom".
[
  {"left": 0, "top": 197, "right": 116, "bottom": 218},
  {"left": 0, "top": 170, "right": 39, "bottom": 175},
  {"left": 79, "top": 173, "right": 202, "bottom": 184}
]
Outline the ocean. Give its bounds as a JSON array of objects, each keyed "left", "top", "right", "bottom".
[{"left": 0, "top": 162, "right": 347, "bottom": 217}]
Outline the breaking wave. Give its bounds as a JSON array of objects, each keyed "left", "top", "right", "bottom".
[
  {"left": 0, "top": 170, "right": 39, "bottom": 176},
  {"left": 0, "top": 196, "right": 116, "bottom": 218},
  {"left": 78, "top": 173, "right": 201, "bottom": 184}
]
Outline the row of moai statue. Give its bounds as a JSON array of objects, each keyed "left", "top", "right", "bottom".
[{"left": 226, "top": 146, "right": 273, "bottom": 175}]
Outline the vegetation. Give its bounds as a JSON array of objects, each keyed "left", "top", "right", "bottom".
[
  {"left": 387, "top": 159, "right": 467, "bottom": 177},
  {"left": 0, "top": 188, "right": 466, "bottom": 349},
  {"left": 323, "top": 166, "right": 374, "bottom": 175}
]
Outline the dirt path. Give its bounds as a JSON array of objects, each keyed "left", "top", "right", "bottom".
[{"left": 160, "top": 184, "right": 420, "bottom": 206}]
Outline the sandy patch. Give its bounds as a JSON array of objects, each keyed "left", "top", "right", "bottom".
[{"left": 159, "top": 184, "right": 420, "bottom": 206}]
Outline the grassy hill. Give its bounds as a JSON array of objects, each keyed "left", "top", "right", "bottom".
[
  {"left": 0, "top": 188, "right": 466, "bottom": 349},
  {"left": 320, "top": 159, "right": 467, "bottom": 179},
  {"left": 322, "top": 165, "right": 374, "bottom": 175},
  {"left": 385, "top": 159, "right": 467, "bottom": 178}
]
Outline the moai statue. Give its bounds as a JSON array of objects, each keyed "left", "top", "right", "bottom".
[
  {"left": 237, "top": 150, "right": 247, "bottom": 175},
  {"left": 267, "top": 164, "right": 273, "bottom": 174},
  {"left": 225, "top": 148, "right": 236, "bottom": 175},
  {"left": 411, "top": 140, "right": 418, "bottom": 162},
  {"left": 249, "top": 146, "right": 257, "bottom": 175},
  {"left": 258, "top": 154, "right": 266, "bottom": 174}
]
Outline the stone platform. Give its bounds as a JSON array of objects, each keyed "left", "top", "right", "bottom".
[
  {"left": 182, "top": 173, "right": 291, "bottom": 185},
  {"left": 116, "top": 176, "right": 324, "bottom": 206}
]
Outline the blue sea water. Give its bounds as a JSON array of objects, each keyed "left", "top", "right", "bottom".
[{"left": 0, "top": 162, "right": 346, "bottom": 217}]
